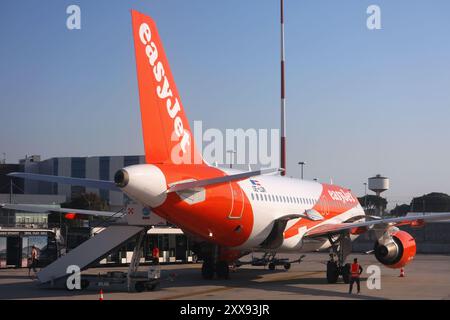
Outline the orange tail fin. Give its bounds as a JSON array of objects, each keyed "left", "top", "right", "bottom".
[{"left": 131, "top": 10, "right": 203, "bottom": 165}]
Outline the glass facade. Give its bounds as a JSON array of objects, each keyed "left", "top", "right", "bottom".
[
  {"left": 123, "top": 157, "right": 140, "bottom": 204},
  {"left": 71, "top": 158, "right": 86, "bottom": 196},
  {"left": 52, "top": 158, "right": 58, "bottom": 195},
  {"left": 15, "top": 213, "right": 48, "bottom": 228},
  {"left": 99, "top": 157, "right": 110, "bottom": 202},
  {"left": 124, "top": 156, "right": 140, "bottom": 167}
]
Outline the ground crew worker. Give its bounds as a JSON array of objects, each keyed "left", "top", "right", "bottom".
[
  {"left": 29, "top": 245, "right": 40, "bottom": 276},
  {"left": 152, "top": 246, "right": 160, "bottom": 264},
  {"left": 349, "top": 258, "right": 363, "bottom": 294}
]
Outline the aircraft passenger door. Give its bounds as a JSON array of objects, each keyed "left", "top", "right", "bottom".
[{"left": 228, "top": 182, "right": 244, "bottom": 219}]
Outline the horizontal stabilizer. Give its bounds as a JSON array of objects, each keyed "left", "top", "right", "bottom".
[
  {"left": 0, "top": 203, "right": 121, "bottom": 218},
  {"left": 8, "top": 172, "right": 120, "bottom": 192},
  {"left": 167, "top": 168, "right": 282, "bottom": 193}
]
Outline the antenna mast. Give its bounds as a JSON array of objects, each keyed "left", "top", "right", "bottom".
[{"left": 280, "top": 0, "right": 286, "bottom": 176}]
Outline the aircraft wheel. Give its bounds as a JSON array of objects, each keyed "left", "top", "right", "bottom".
[
  {"left": 135, "top": 281, "right": 145, "bottom": 293},
  {"left": 284, "top": 263, "right": 291, "bottom": 270},
  {"left": 326, "top": 261, "right": 339, "bottom": 284},
  {"left": 268, "top": 262, "right": 276, "bottom": 271},
  {"left": 201, "top": 259, "right": 215, "bottom": 280},
  {"left": 341, "top": 263, "right": 351, "bottom": 284},
  {"left": 216, "top": 261, "right": 229, "bottom": 279}
]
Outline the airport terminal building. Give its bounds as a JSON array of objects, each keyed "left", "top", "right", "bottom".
[
  {"left": 0, "top": 155, "right": 195, "bottom": 268},
  {"left": 20, "top": 154, "right": 147, "bottom": 210}
]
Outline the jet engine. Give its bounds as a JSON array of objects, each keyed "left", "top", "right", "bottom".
[{"left": 374, "top": 230, "right": 416, "bottom": 269}]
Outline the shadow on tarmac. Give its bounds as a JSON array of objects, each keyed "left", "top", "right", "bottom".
[{"left": 0, "top": 265, "right": 386, "bottom": 300}]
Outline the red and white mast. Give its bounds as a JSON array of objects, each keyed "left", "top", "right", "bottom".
[{"left": 280, "top": 0, "right": 287, "bottom": 176}]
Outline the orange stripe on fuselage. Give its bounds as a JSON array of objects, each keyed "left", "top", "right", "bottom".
[
  {"left": 151, "top": 164, "right": 254, "bottom": 247},
  {"left": 284, "top": 183, "right": 359, "bottom": 239}
]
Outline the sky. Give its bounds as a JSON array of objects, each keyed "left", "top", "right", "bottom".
[{"left": 1, "top": 0, "right": 449, "bottom": 207}]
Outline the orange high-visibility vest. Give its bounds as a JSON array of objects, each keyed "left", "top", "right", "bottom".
[{"left": 351, "top": 263, "right": 360, "bottom": 278}]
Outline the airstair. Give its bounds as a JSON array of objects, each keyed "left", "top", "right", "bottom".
[{"left": 37, "top": 225, "right": 145, "bottom": 284}]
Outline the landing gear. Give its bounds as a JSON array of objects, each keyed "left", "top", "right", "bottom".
[
  {"left": 326, "top": 233, "right": 352, "bottom": 284},
  {"left": 216, "top": 261, "right": 230, "bottom": 279},
  {"left": 326, "top": 260, "right": 339, "bottom": 284},
  {"left": 200, "top": 246, "right": 230, "bottom": 280},
  {"left": 201, "top": 258, "right": 215, "bottom": 280}
]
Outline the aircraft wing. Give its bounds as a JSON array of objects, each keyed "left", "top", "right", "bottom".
[
  {"left": 304, "top": 212, "right": 450, "bottom": 238},
  {"left": 8, "top": 172, "right": 120, "bottom": 191},
  {"left": 0, "top": 203, "right": 123, "bottom": 218},
  {"left": 167, "top": 168, "right": 282, "bottom": 193}
]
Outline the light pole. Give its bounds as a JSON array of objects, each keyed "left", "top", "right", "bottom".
[
  {"left": 227, "top": 150, "right": 236, "bottom": 169},
  {"left": 298, "top": 162, "right": 306, "bottom": 179},
  {"left": 363, "top": 182, "right": 367, "bottom": 209}
]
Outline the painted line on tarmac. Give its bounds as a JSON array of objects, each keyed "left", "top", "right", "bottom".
[{"left": 160, "top": 271, "right": 323, "bottom": 300}]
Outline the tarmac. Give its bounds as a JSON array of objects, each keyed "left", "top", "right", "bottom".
[{"left": 0, "top": 253, "right": 449, "bottom": 300}]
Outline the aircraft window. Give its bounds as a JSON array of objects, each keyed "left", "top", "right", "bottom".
[
  {"left": 256, "top": 193, "right": 259, "bottom": 201},
  {"left": 251, "top": 193, "right": 254, "bottom": 200},
  {"left": 276, "top": 195, "right": 280, "bottom": 202},
  {"left": 265, "top": 194, "right": 269, "bottom": 201}
]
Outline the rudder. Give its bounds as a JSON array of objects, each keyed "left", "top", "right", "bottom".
[{"left": 131, "top": 10, "right": 203, "bottom": 165}]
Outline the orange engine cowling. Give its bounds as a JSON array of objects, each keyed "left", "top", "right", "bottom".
[{"left": 374, "top": 230, "right": 416, "bottom": 269}]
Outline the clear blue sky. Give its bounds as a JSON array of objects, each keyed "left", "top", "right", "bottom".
[{"left": 1, "top": 0, "right": 449, "bottom": 206}]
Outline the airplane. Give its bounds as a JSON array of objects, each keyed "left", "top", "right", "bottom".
[{"left": 6, "top": 9, "right": 450, "bottom": 284}]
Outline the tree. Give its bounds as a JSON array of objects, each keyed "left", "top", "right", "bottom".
[
  {"left": 357, "top": 195, "right": 387, "bottom": 214},
  {"left": 390, "top": 204, "right": 410, "bottom": 216},
  {"left": 410, "top": 193, "right": 450, "bottom": 212},
  {"left": 61, "top": 192, "right": 108, "bottom": 211},
  {"left": 48, "top": 193, "right": 109, "bottom": 228}
]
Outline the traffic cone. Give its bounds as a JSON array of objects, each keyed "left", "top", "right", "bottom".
[
  {"left": 99, "top": 289, "right": 104, "bottom": 300},
  {"left": 399, "top": 268, "right": 405, "bottom": 277}
]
